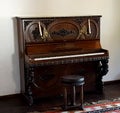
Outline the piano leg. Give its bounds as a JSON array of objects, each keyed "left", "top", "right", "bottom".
[
  {"left": 96, "top": 59, "right": 109, "bottom": 93},
  {"left": 101, "top": 59, "right": 109, "bottom": 75},
  {"left": 25, "top": 65, "right": 34, "bottom": 106}
]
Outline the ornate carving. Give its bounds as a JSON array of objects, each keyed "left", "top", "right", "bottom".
[
  {"left": 96, "top": 59, "right": 109, "bottom": 93},
  {"left": 42, "top": 27, "right": 51, "bottom": 41},
  {"left": 79, "top": 19, "right": 99, "bottom": 40},
  {"left": 47, "top": 20, "right": 80, "bottom": 41},
  {"left": 24, "top": 17, "right": 100, "bottom": 42},
  {"left": 31, "top": 26, "right": 50, "bottom": 42},
  {"left": 32, "top": 27, "right": 41, "bottom": 41},
  {"left": 39, "top": 74, "right": 55, "bottom": 81},
  {"left": 25, "top": 21, "right": 51, "bottom": 42},
  {"left": 24, "top": 21, "right": 32, "bottom": 30},
  {"left": 100, "top": 59, "right": 109, "bottom": 75},
  {"left": 25, "top": 66, "right": 34, "bottom": 106},
  {"left": 51, "top": 28, "right": 75, "bottom": 37}
]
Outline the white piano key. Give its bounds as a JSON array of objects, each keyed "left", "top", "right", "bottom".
[{"left": 33, "top": 52, "right": 105, "bottom": 61}]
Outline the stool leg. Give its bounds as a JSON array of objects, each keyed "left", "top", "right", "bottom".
[
  {"left": 72, "top": 85, "right": 76, "bottom": 106},
  {"left": 80, "top": 85, "right": 84, "bottom": 109},
  {"left": 64, "top": 87, "right": 67, "bottom": 109}
]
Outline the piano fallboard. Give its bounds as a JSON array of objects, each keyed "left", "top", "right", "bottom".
[{"left": 25, "top": 40, "right": 101, "bottom": 55}]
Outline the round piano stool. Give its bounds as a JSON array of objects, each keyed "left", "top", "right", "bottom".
[{"left": 61, "top": 75, "right": 85, "bottom": 110}]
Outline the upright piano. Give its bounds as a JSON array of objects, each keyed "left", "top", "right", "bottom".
[{"left": 16, "top": 16, "right": 109, "bottom": 105}]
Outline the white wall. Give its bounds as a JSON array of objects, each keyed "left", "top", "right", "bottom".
[{"left": 0, "top": 0, "right": 120, "bottom": 96}]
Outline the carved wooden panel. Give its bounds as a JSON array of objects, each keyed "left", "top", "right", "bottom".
[
  {"left": 47, "top": 20, "right": 80, "bottom": 41},
  {"left": 24, "top": 16, "right": 100, "bottom": 43},
  {"left": 31, "top": 62, "right": 98, "bottom": 98}
]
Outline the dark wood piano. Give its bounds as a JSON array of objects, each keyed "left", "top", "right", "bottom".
[{"left": 16, "top": 15, "right": 109, "bottom": 105}]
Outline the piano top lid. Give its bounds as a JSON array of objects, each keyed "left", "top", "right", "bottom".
[{"left": 16, "top": 15, "right": 102, "bottom": 20}]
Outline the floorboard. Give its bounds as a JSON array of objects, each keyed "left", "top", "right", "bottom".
[{"left": 0, "top": 82, "right": 120, "bottom": 113}]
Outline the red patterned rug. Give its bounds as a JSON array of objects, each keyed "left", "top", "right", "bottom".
[{"left": 28, "top": 98, "right": 120, "bottom": 113}]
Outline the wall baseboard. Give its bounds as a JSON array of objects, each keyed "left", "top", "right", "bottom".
[
  {"left": 0, "top": 93, "right": 21, "bottom": 99},
  {"left": 0, "top": 80, "right": 120, "bottom": 98},
  {"left": 104, "top": 79, "right": 120, "bottom": 85}
]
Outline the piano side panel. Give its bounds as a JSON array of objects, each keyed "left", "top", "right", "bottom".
[{"left": 16, "top": 18, "right": 26, "bottom": 93}]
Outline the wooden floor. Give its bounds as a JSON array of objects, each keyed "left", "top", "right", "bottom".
[{"left": 0, "top": 82, "right": 120, "bottom": 113}]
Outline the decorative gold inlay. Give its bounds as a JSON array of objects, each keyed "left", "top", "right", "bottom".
[{"left": 42, "top": 27, "right": 50, "bottom": 41}]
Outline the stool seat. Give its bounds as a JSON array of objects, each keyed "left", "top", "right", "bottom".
[
  {"left": 61, "top": 75, "right": 84, "bottom": 85},
  {"left": 61, "top": 75, "right": 85, "bottom": 110}
]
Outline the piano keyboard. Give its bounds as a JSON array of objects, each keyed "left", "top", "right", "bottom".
[{"left": 33, "top": 52, "right": 105, "bottom": 61}]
